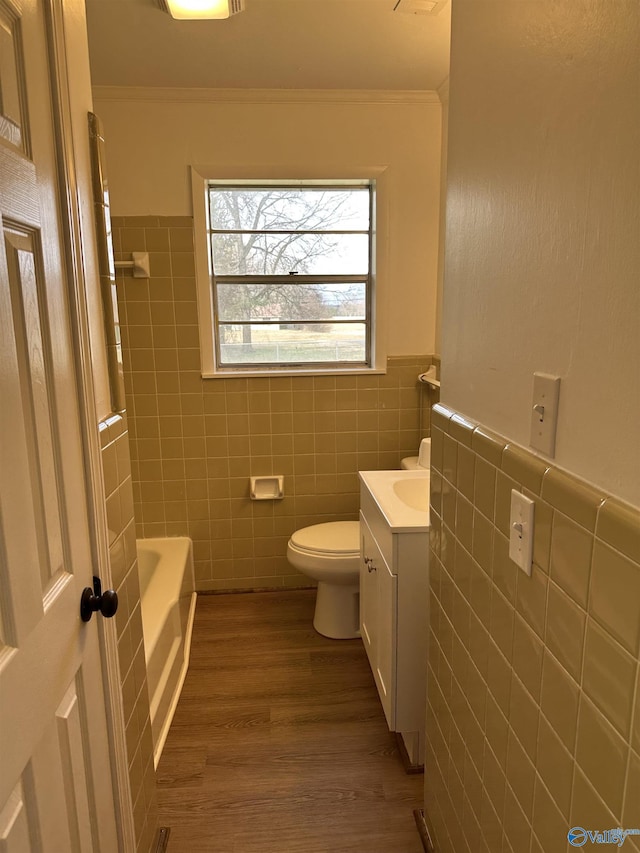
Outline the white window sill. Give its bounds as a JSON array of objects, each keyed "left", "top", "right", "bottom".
[{"left": 201, "top": 367, "right": 388, "bottom": 379}]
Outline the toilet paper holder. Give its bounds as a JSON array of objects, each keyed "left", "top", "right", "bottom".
[{"left": 249, "top": 475, "right": 284, "bottom": 500}]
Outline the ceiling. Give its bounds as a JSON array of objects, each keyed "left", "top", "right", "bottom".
[{"left": 85, "top": 0, "right": 451, "bottom": 91}]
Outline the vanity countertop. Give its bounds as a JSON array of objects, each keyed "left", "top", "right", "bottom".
[{"left": 359, "top": 469, "right": 430, "bottom": 532}]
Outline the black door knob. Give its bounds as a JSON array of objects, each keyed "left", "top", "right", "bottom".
[{"left": 80, "top": 576, "right": 119, "bottom": 622}]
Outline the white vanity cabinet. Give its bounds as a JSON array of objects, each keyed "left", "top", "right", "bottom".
[
  {"left": 359, "top": 471, "right": 430, "bottom": 768},
  {"left": 360, "top": 513, "right": 397, "bottom": 726}
]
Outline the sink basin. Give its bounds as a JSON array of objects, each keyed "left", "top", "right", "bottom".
[
  {"left": 393, "top": 478, "right": 429, "bottom": 512},
  {"left": 359, "top": 469, "right": 430, "bottom": 531}
]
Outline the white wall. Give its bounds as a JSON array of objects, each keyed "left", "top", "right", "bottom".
[
  {"left": 92, "top": 89, "right": 442, "bottom": 356},
  {"left": 434, "top": 79, "right": 449, "bottom": 355},
  {"left": 441, "top": 0, "right": 640, "bottom": 507}
]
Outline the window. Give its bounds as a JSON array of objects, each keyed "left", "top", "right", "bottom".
[{"left": 192, "top": 169, "right": 388, "bottom": 377}]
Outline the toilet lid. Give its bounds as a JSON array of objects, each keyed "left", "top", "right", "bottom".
[{"left": 290, "top": 521, "right": 360, "bottom": 556}]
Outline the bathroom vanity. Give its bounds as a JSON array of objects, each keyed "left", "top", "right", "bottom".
[{"left": 358, "top": 469, "right": 430, "bottom": 768}]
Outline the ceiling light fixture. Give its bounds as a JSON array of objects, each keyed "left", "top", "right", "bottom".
[{"left": 162, "top": 0, "right": 244, "bottom": 20}]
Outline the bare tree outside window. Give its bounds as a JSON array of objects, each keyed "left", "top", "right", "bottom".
[{"left": 207, "top": 185, "right": 371, "bottom": 367}]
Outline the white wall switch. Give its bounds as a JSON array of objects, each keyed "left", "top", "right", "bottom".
[
  {"left": 530, "top": 373, "right": 561, "bottom": 457},
  {"left": 509, "top": 490, "right": 535, "bottom": 575}
]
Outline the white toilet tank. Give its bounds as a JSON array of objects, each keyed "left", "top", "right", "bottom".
[{"left": 400, "top": 437, "right": 431, "bottom": 470}]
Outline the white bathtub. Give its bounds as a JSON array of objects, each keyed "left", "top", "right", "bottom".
[{"left": 136, "top": 537, "right": 196, "bottom": 767}]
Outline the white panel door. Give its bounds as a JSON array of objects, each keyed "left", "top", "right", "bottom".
[{"left": 0, "top": 0, "right": 121, "bottom": 849}]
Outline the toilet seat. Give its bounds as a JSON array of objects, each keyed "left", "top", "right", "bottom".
[
  {"left": 286, "top": 521, "right": 360, "bottom": 639},
  {"left": 289, "top": 521, "right": 359, "bottom": 556}
]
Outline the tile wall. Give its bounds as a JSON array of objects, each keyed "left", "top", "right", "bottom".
[
  {"left": 99, "top": 414, "right": 158, "bottom": 853},
  {"left": 111, "top": 215, "right": 438, "bottom": 591},
  {"left": 425, "top": 403, "right": 640, "bottom": 853}
]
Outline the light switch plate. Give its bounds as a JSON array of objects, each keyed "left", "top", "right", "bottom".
[
  {"left": 509, "top": 490, "right": 534, "bottom": 575},
  {"left": 530, "top": 373, "right": 561, "bottom": 457}
]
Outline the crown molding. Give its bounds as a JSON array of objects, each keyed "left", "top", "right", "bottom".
[{"left": 91, "top": 85, "right": 441, "bottom": 106}]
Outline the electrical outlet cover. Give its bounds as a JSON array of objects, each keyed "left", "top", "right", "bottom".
[
  {"left": 509, "top": 490, "right": 535, "bottom": 575},
  {"left": 530, "top": 373, "right": 561, "bottom": 457}
]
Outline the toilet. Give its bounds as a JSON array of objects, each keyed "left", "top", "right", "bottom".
[
  {"left": 286, "top": 521, "right": 360, "bottom": 640},
  {"left": 400, "top": 437, "right": 431, "bottom": 471}
]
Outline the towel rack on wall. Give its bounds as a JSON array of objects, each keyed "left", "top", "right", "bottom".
[
  {"left": 418, "top": 365, "right": 440, "bottom": 390},
  {"left": 114, "top": 251, "right": 150, "bottom": 278}
]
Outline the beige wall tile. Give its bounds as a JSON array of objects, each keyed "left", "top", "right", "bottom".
[
  {"left": 530, "top": 833, "right": 544, "bottom": 853},
  {"left": 466, "top": 658, "right": 487, "bottom": 726},
  {"left": 144, "top": 227, "right": 169, "bottom": 252},
  {"left": 583, "top": 619, "right": 637, "bottom": 738},
  {"left": 634, "top": 668, "right": 640, "bottom": 755},
  {"left": 149, "top": 300, "right": 175, "bottom": 325},
  {"left": 431, "top": 403, "right": 454, "bottom": 434},
  {"left": 469, "top": 560, "right": 492, "bottom": 625},
  {"left": 456, "top": 494, "right": 474, "bottom": 554},
  {"left": 623, "top": 750, "right": 640, "bottom": 830},
  {"left": 531, "top": 776, "right": 569, "bottom": 853},
  {"left": 106, "top": 490, "right": 122, "bottom": 536},
  {"left": 502, "top": 445, "right": 548, "bottom": 495},
  {"left": 487, "top": 639, "right": 512, "bottom": 717},
  {"left": 485, "top": 693, "right": 509, "bottom": 769},
  {"left": 492, "top": 531, "right": 517, "bottom": 605},
  {"left": 515, "top": 564, "right": 548, "bottom": 640},
  {"left": 442, "top": 476, "right": 457, "bottom": 532},
  {"left": 479, "top": 789, "right": 503, "bottom": 853},
  {"left": 463, "top": 752, "right": 483, "bottom": 827},
  {"left": 549, "top": 512, "right": 593, "bottom": 609},
  {"left": 502, "top": 785, "right": 532, "bottom": 853},
  {"left": 570, "top": 767, "right": 618, "bottom": 830},
  {"left": 490, "top": 588, "right": 515, "bottom": 662},
  {"left": 494, "top": 472, "right": 519, "bottom": 538},
  {"left": 512, "top": 616, "right": 544, "bottom": 703},
  {"left": 98, "top": 414, "right": 156, "bottom": 841},
  {"left": 423, "top": 404, "right": 639, "bottom": 853},
  {"left": 150, "top": 278, "right": 174, "bottom": 302},
  {"left": 541, "top": 468, "right": 605, "bottom": 532},
  {"left": 576, "top": 696, "right": 629, "bottom": 817},
  {"left": 482, "top": 742, "right": 506, "bottom": 816},
  {"left": 431, "top": 425, "right": 444, "bottom": 474},
  {"left": 169, "top": 227, "right": 194, "bottom": 252},
  {"left": 545, "top": 581, "right": 586, "bottom": 682},
  {"left": 590, "top": 540, "right": 640, "bottom": 656},
  {"left": 536, "top": 715, "right": 574, "bottom": 819},
  {"left": 430, "top": 469, "right": 444, "bottom": 518},
  {"left": 468, "top": 612, "right": 490, "bottom": 680},
  {"left": 120, "top": 227, "right": 145, "bottom": 252},
  {"left": 102, "top": 440, "right": 119, "bottom": 497},
  {"left": 109, "top": 534, "right": 128, "bottom": 589},
  {"left": 474, "top": 457, "right": 496, "bottom": 522},
  {"left": 596, "top": 498, "right": 640, "bottom": 564},
  {"left": 505, "top": 728, "right": 535, "bottom": 818},
  {"left": 472, "top": 509, "right": 494, "bottom": 576},
  {"left": 449, "top": 413, "right": 476, "bottom": 447},
  {"left": 443, "top": 434, "right": 458, "bottom": 485},
  {"left": 509, "top": 673, "right": 540, "bottom": 762},
  {"left": 471, "top": 426, "right": 505, "bottom": 467},
  {"left": 456, "top": 444, "right": 476, "bottom": 502}
]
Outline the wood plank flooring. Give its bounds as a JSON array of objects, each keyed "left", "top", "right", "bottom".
[{"left": 156, "top": 590, "right": 425, "bottom": 852}]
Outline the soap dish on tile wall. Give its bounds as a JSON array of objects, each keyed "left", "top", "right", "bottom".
[{"left": 250, "top": 476, "right": 284, "bottom": 500}]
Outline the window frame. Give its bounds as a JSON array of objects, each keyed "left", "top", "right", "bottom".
[{"left": 191, "top": 166, "right": 389, "bottom": 378}]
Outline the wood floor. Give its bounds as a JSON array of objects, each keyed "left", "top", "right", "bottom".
[{"left": 156, "top": 590, "right": 425, "bottom": 852}]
